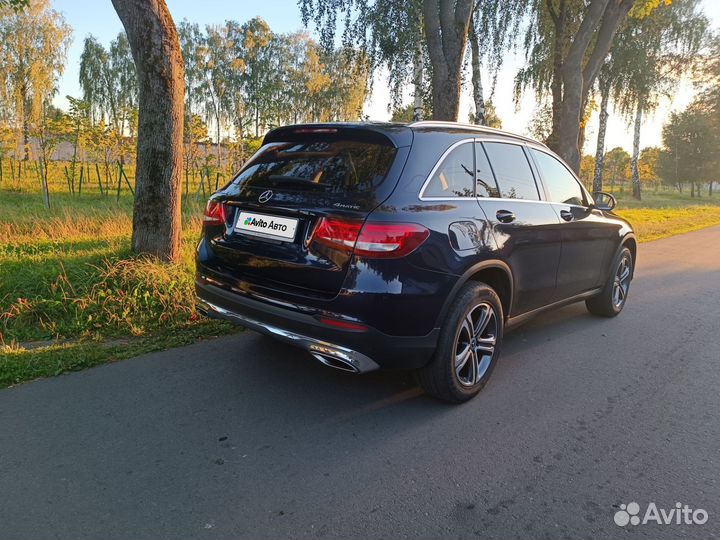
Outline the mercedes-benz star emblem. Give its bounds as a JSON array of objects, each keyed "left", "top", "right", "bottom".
[{"left": 258, "top": 190, "right": 273, "bottom": 203}]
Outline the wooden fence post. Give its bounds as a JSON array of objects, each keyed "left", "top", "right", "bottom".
[
  {"left": 78, "top": 164, "right": 84, "bottom": 195},
  {"left": 94, "top": 163, "right": 104, "bottom": 196},
  {"left": 116, "top": 162, "right": 123, "bottom": 202},
  {"left": 37, "top": 159, "right": 50, "bottom": 209},
  {"left": 119, "top": 162, "right": 134, "bottom": 196},
  {"left": 63, "top": 165, "right": 74, "bottom": 195}
]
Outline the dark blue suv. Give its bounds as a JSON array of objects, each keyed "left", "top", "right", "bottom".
[{"left": 196, "top": 121, "right": 636, "bottom": 402}]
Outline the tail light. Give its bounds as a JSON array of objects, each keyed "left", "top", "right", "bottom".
[
  {"left": 203, "top": 200, "right": 226, "bottom": 226},
  {"left": 311, "top": 218, "right": 430, "bottom": 259}
]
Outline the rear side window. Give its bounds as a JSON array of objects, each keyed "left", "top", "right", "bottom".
[
  {"left": 530, "top": 149, "right": 586, "bottom": 206},
  {"left": 474, "top": 143, "right": 500, "bottom": 198},
  {"left": 231, "top": 140, "right": 396, "bottom": 194},
  {"left": 423, "top": 142, "right": 475, "bottom": 197},
  {"left": 483, "top": 142, "right": 540, "bottom": 201}
]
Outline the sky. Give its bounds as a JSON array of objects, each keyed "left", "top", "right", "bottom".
[{"left": 51, "top": 0, "right": 720, "bottom": 155}]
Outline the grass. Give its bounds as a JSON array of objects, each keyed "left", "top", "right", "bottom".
[
  {"left": 612, "top": 190, "right": 720, "bottom": 242},
  {"left": 0, "top": 189, "right": 236, "bottom": 388},
  {"left": 1, "top": 174, "right": 719, "bottom": 389}
]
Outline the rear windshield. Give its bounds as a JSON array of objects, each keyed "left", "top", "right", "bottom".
[{"left": 230, "top": 140, "right": 397, "bottom": 194}]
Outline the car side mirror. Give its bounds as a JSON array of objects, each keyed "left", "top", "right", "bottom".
[{"left": 592, "top": 191, "right": 617, "bottom": 211}]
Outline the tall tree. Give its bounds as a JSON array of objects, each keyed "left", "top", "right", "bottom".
[
  {"left": 79, "top": 36, "right": 108, "bottom": 125},
  {"left": 658, "top": 102, "right": 719, "bottom": 196},
  {"left": 198, "top": 22, "right": 235, "bottom": 166},
  {"left": 234, "top": 18, "right": 274, "bottom": 137},
  {"left": 109, "top": 32, "right": 138, "bottom": 134},
  {"left": 515, "top": 0, "right": 678, "bottom": 172},
  {"left": 0, "top": 0, "right": 71, "bottom": 160},
  {"left": 592, "top": 64, "right": 611, "bottom": 192},
  {"left": 111, "top": 0, "right": 185, "bottom": 261},
  {"left": 298, "top": 0, "right": 526, "bottom": 122},
  {"left": 79, "top": 32, "right": 138, "bottom": 133},
  {"left": 610, "top": 0, "right": 707, "bottom": 199}
]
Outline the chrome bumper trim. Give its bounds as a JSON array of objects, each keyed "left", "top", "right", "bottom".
[{"left": 197, "top": 298, "right": 380, "bottom": 374}]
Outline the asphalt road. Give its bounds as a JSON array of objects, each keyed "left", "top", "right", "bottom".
[{"left": 2, "top": 226, "right": 719, "bottom": 540}]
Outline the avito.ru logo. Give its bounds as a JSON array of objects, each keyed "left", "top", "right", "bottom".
[
  {"left": 243, "top": 216, "right": 288, "bottom": 232},
  {"left": 614, "top": 502, "right": 708, "bottom": 527}
]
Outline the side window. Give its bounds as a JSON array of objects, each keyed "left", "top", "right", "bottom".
[
  {"left": 423, "top": 142, "right": 475, "bottom": 197},
  {"left": 530, "top": 149, "right": 586, "bottom": 206},
  {"left": 474, "top": 143, "right": 500, "bottom": 198},
  {"left": 483, "top": 142, "right": 540, "bottom": 200}
]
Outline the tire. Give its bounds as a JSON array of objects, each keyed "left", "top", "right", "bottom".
[
  {"left": 586, "top": 246, "right": 633, "bottom": 317},
  {"left": 416, "top": 282, "right": 504, "bottom": 403}
]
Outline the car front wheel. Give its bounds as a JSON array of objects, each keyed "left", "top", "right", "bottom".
[
  {"left": 586, "top": 246, "right": 633, "bottom": 317},
  {"left": 416, "top": 282, "right": 504, "bottom": 403}
]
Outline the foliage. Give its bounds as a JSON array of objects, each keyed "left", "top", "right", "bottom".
[
  {"left": 79, "top": 32, "right": 138, "bottom": 133},
  {"left": 527, "top": 103, "right": 553, "bottom": 143},
  {"left": 610, "top": 0, "right": 707, "bottom": 119},
  {"left": 657, "top": 101, "right": 719, "bottom": 187},
  {"left": 603, "top": 147, "right": 631, "bottom": 184},
  {"left": 177, "top": 17, "right": 370, "bottom": 150},
  {"left": 579, "top": 154, "right": 596, "bottom": 187},
  {"left": 0, "top": 0, "right": 72, "bottom": 158},
  {"left": 299, "top": 0, "right": 528, "bottom": 118},
  {"left": 638, "top": 146, "right": 660, "bottom": 184}
]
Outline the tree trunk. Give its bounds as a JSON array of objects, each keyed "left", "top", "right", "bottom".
[
  {"left": 555, "top": 66, "right": 584, "bottom": 172},
  {"left": 111, "top": 0, "right": 185, "bottom": 262},
  {"left": 546, "top": 0, "right": 566, "bottom": 150},
  {"left": 255, "top": 98, "right": 259, "bottom": 137},
  {"left": 422, "top": 0, "right": 474, "bottom": 121},
  {"left": 592, "top": 85, "right": 609, "bottom": 193},
  {"left": 630, "top": 102, "right": 642, "bottom": 200},
  {"left": 216, "top": 114, "right": 221, "bottom": 170},
  {"left": 546, "top": 0, "right": 634, "bottom": 172},
  {"left": 21, "top": 82, "right": 30, "bottom": 161},
  {"left": 469, "top": 19, "right": 485, "bottom": 125},
  {"left": 412, "top": 39, "right": 424, "bottom": 121}
]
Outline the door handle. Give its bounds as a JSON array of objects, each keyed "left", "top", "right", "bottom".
[
  {"left": 496, "top": 210, "right": 515, "bottom": 223},
  {"left": 560, "top": 209, "right": 574, "bottom": 222}
]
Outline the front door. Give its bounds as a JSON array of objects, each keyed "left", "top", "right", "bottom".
[{"left": 528, "top": 148, "right": 616, "bottom": 300}]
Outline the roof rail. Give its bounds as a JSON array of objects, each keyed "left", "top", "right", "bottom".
[{"left": 408, "top": 120, "right": 543, "bottom": 146}]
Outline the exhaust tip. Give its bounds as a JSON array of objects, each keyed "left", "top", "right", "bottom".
[{"left": 311, "top": 353, "right": 360, "bottom": 373}]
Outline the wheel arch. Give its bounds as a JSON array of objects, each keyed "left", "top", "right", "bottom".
[
  {"left": 621, "top": 233, "right": 637, "bottom": 267},
  {"left": 436, "top": 260, "right": 514, "bottom": 327}
]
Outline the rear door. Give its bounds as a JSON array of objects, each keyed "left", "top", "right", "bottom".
[
  {"left": 208, "top": 128, "right": 408, "bottom": 297},
  {"left": 528, "top": 147, "right": 616, "bottom": 300},
  {"left": 478, "top": 141, "right": 562, "bottom": 315}
]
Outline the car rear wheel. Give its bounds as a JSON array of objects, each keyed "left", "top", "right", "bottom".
[
  {"left": 586, "top": 246, "right": 633, "bottom": 317},
  {"left": 416, "top": 282, "right": 504, "bottom": 403}
]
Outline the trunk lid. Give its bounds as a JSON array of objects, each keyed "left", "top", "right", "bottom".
[{"left": 207, "top": 125, "right": 411, "bottom": 297}]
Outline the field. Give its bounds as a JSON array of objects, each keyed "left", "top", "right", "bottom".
[{"left": 1, "top": 161, "right": 719, "bottom": 388}]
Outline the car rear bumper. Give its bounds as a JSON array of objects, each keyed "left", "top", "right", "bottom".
[{"left": 195, "top": 279, "right": 438, "bottom": 371}]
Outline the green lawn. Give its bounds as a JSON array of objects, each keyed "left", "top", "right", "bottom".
[
  {"left": 0, "top": 190, "right": 235, "bottom": 387},
  {"left": 612, "top": 190, "right": 720, "bottom": 241},
  {"left": 1, "top": 185, "right": 718, "bottom": 388}
]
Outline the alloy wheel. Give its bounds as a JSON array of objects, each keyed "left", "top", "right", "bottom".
[
  {"left": 612, "top": 253, "right": 632, "bottom": 309},
  {"left": 455, "top": 302, "right": 498, "bottom": 387}
]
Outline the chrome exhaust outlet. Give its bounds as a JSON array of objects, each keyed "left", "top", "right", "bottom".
[
  {"left": 196, "top": 297, "right": 380, "bottom": 373},
  {"left": 311, "top": 353, "right": 360, "bottom": 373}
]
